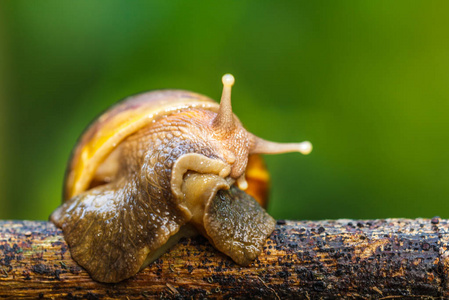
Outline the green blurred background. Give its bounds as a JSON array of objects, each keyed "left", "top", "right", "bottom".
[{"left": 1, "top": 1, "right": 448, "bottom": 221}]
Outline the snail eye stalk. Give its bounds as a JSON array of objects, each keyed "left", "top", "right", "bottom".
[
  {"left": 250, "top": 137, "right": 312, "bottom": 155},
  {"left": 212, "top": 74, "right": 236, "bottom": 132}
]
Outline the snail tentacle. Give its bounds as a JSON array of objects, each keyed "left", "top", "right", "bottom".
[
  {"left": 212, "top": 74, "right": 236, "bottom": 133},
  {"left": 250, "top": 135, "right": 312, "bottom": 155}
]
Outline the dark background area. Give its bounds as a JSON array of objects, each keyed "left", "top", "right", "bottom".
[{"left": 1, "top": 1, "right": 448, "bottom": 221}]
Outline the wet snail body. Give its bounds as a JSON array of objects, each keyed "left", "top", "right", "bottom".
[{"left": 51, "top": 74, "right": 312, "bottom": 283}]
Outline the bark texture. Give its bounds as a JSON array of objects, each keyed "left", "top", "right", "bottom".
[{"left": 0, "top": 218, "right": 448, "bottom": 299}]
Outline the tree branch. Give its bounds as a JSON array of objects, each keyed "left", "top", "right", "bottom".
[{"left": 0, "top": 218, "right": 448, "bottom": 299}]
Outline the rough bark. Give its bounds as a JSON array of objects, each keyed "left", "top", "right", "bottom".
[{"left": 0, "top": 218, "right": 448, "bottom": 299}]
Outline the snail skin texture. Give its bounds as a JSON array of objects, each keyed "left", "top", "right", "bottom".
[{"left": 51, "top": 74, "right": 312, "bottom": 283}]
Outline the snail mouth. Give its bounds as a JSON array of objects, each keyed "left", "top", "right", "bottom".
[
  {"left": 170, "top": 153, "right": 231, "bottom": 204},
  {"left": 181, "top": 172, "right": 275, "bottom": 266},
  {"left": 180, "top": 172, "right": 231, "bottom": 226}
]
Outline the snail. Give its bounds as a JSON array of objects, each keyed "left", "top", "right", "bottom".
[{"left": 50, "top": 74, "right": 312, "bottom": 283}]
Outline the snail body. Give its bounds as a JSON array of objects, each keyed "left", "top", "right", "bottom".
[{"left": 51, "top": 74, "right": 312, "bottom": 283}]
